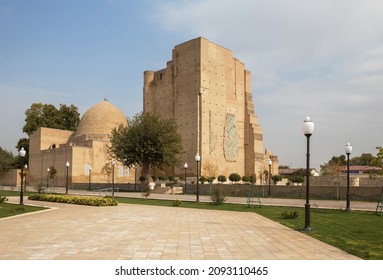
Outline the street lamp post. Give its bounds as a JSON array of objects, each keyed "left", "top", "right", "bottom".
[
  {"left": 112, "top": 160, "right": 115, "bottom": 198},
  {"left": 302, "top": 116, "right": 314, "bottom": 231},
  {"left": 18, "top": 147, "right": 26, "bottom": 205},
  {"left": 134, "top": 164, "right": 137, "bottom": 192},
  {"left": 24, "top": 164, "right": 28, "bottom": 192},
  {"left": 268, "top": 159, "right": 272, "bottom": 197},
  {"left": 65, "top": 161, "right": 70, "bottom": 194},
  {"left": 195, "top": 153, "right": 200, "bottom": 202},
  {"left": 183, "top": 162, "right": 188, "bottom": 194},
  {"left": 345, "top": 142, "right": 353, "bottom": 212},
  {"left": 88, "top": 166, "right": 92, "bottom": 191},
  {"left": 47, "top": 168, "right": 50, "bottom": 189}
]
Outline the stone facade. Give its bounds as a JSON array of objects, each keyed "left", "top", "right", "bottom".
[
  {"left": 28, "top": 100, "right": 136, "bottom": 188},
  {"left": 144, "top": 37, "right": 278, "bottom": 179}
]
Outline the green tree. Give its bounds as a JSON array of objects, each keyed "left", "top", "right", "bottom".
[
  {"left": 23, "top": 103, "right": 80, "bottom": 135},
  {"left": 207, "top": 176, "right": 215, "bottom": 183},
  {"left": 321, "top": 155, "right": 346, "bottom": 175},
  {"left": 218, "top": 175, "right": 227, "bottom": 183},
  {"left": 168, "top": 176, "right": 175, "bottom": 182},
  {"left": 272, "top": 175, "right": 283, "bottom": 185},
  {"left": 15, "top": 138, "right": 29, "bottom": 167},
  {"left": 371, "top": 146, "right": 383, "bottom": 177},
  {"left": 241, "top": 175, "right": 250, "bottom": 183},
  {"left": 249, "top": 174, "right": 256, "bottom": 184},
  {"left": 228, "top": 173, "right": 241, "bottom": 184},
  {"left": 350, "top": 153, "right": 375, "bottom": 166},
  {"left": 0, "top": 147, "right": 16, "bottom": 179},
  {"left": 290, "top": 175, "right": 304, "bottom": 184},
  {"left": 158, "top": 176, "right": 168, "bottom": 182},
  {"left": 20, "top": 103, "right": 80, "bottom": 161},
  {"left": 57, "top": 104, "right": 81, "bottom": 131},
  {"left": 199, "top": 176, "right": 208, "bottom": 184},
  {"left": 109, "top": 112, "right": 184, "bottom": 181}
]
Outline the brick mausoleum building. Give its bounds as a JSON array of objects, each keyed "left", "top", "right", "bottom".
[
  {"left": 28, "top": 100, "right": 135, "bottom": 188},
  {"left": 144, "top": 37, "right": 278, "bottom": 180}
]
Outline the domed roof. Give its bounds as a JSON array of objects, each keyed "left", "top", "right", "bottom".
[{"left": 75, "top": 100, "right": 128, "bottom": 137}]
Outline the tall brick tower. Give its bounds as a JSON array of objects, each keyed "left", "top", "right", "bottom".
[{"left": 144, "top": 37, "right": 277, "bottom": 179}]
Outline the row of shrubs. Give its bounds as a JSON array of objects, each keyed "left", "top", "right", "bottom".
[
  {"left": 140, "top": 174, "right": 284, "bottom": 184},
  {"left": 28, "top": 194, "right": 118, "bottom": 206}
]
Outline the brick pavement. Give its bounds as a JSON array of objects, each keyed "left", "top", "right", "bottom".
[{"left": 0, "top": 195, "right": 360, "bottom": 260}]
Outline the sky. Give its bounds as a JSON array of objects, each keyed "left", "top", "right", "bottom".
[{"left": 0, "top": 0, "right": 382, "bottom": 171}]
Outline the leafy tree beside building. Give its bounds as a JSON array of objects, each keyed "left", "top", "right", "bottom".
[
  {"left": 109, "top": 112, "right": 184, "bottom": 182},
  {"left": 16, "top": 103, "right": 80, "bottom": 165},
  {"left": 0, "top": 147, "right": 16, "bottom": 179},
  {"left": 23, "top": 103, "right": 80, "bottom": 135}
]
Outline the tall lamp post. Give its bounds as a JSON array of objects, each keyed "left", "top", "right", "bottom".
[
  {"left": 47, "top": 168, "right": 50, "bottom": 189},
  {"left": 195, "top": 153, "right": 200, "bottom": 202},
  {"left": 65, "top": 161, "right": 70, "bottom": 194},
  {"left": 268, "top": 159, "right": 272, "bottom": 197},
  {"left": 345, "top": 142, "right": 352, "bottom": 212},
  {"left": 111, "top": 160, "right": 115, "bottom": 198},
  {"left": 24, "top": 164, "right": 28, "bottom": 192},
  {"left": 88, "top": 165, "right": 92, "bottom": 191},
  {"left": 18, "top": 147, "right": 26, "bottom": 205},
  {"left": 302, "top": 116, "right": 314, "bottom": 231},
  {"left": 183, "top": 162, "right": 188, "bottom": 194},
  {"left": 134, "top": 164, "right": 137, "bottom": 192}
]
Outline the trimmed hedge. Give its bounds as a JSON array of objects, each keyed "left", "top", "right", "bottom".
[{"left": 28, "top": 194, "right": 118, "bottom": 206}]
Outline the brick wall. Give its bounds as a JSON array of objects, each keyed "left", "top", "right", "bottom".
[{"left": 184, "top": 183, "right": 382, "bottom": 201}]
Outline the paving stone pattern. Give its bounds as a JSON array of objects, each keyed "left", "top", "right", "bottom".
[{"left": 0, "top": 197, "right": 359, "bottom": 260}]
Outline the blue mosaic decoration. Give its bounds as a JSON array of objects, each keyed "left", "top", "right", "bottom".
[{"left": 224, "top": 113, "right": 239, "bottom": 161}]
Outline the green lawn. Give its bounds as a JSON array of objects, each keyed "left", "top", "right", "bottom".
[
  {"left": 0, "top": 202, "right": 46, "bottom": 219},
  {"left": 0, "top": 191, "right": 47, "bottom": 218},
  {"left": 116, "top": 197, "right": 383, "bottom": 260}
]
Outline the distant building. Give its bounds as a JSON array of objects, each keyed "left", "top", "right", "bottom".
[
  {"left": 341, "top": 165, "right": 382, "bottom": 175},
  {"left": 279, "top": 168, "right": 319, "bottom": 177},
  {"left": 28, "top": 100, "right": 135, "bottom": 188},
  {"left": 143, "top": 37, "right": 278, "bottom": 180}
]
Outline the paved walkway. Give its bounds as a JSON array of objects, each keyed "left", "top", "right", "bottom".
[
  {"left": 0, "top": 191, "right": 364, "bottom": 260},
  {"left": 103, "top": 190, "right": 379, "bottom": 212}
]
